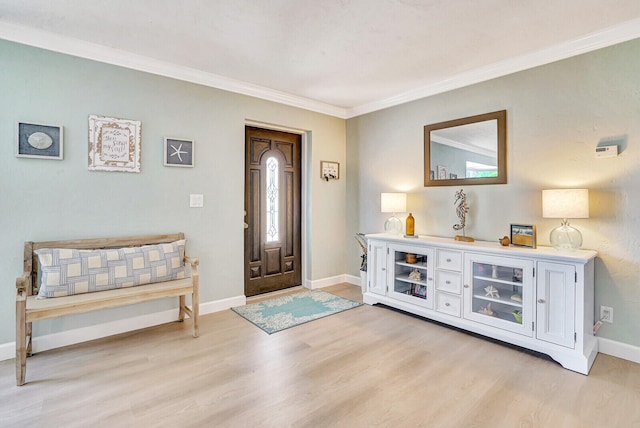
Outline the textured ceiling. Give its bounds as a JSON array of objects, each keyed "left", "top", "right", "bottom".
[{"left": 1, "top": 1, "right": 640, "bottom": 117}]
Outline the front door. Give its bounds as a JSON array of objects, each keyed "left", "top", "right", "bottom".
[{"left": 244, "top": 126, "right": 301, "bottom": 297}]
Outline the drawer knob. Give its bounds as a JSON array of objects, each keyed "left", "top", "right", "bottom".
[
  {"left": 445, "top": 280, "right": 451, "bottom": 284},
  {"left": 446, "top": 258, "right": 452, "bottom": 262},
  {"left": 464, "top": 284, "right": 469, "bottom": 288},
  {"left": 382, "top": 268, "right": 386, "bottom": 271},
  {"left": 538, "top": 299, "right": 545, "bottom": 304},
  {"left": 445, "top": 302, "right": 451, "bottom": 307}
]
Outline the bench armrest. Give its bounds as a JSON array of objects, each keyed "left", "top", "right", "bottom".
[
  {"left": 184, "top": 256, "right": 199, "bottom": 267},
  {"left": 184, "top": 257, "right": 199, "bottom": 276},
  {"left": 16, "top": 272, "right": 31, "bottom": 300}
]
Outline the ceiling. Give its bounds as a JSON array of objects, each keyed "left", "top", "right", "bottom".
[{"left": 1, "top": 1, "right": 640, "bottom": 118}]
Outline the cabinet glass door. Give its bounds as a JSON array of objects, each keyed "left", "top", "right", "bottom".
[
  {"left": 464, "top": 254, "right": 533, "bottom": 336},
  {"left": 388, "top": 244, "right": 434, "bottom": 309}
]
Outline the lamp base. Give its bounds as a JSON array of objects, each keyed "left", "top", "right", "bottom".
[
  {"left": 550, "top": 220, "right": 582, "bottom": 250},
  {"left": 384, "top": 215, "right": 403, "bottom": 234}
]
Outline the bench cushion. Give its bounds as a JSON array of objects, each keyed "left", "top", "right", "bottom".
[{"left": 35, "top": 240, "right": 186, "bottom": 298}]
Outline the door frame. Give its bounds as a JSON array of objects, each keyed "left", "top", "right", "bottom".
[{"left": 245, "top": 119, "right": 310, "bottom": 292}]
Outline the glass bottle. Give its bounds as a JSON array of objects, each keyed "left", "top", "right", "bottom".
[{"left": 406, "top": 213, "right": 415, "bottom": 236}]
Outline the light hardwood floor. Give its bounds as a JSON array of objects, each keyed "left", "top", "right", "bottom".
[{"left": 1, "top": 284, "right": 639, "bottom": 427}]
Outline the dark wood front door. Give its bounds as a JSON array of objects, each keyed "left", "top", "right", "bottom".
[{"left": 244, "top": 126, "right": 301, "bottom": 297}]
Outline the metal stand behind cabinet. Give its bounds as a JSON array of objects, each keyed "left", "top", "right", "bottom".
[{"left": 364, "top": 233, "right": 597, "bottom": 375}]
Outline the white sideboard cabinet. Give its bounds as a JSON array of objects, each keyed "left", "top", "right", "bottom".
[{"left": 364, "top": 233, "right": 598, "bottom": 374}]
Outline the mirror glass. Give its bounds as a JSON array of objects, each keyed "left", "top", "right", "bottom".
[{"left": 424, "top": 110, "right": 506, "bottom": 186}]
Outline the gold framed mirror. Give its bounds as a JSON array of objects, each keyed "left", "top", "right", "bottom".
[{"left": 424, "top": 110, "right": 507, "bottom": 186}]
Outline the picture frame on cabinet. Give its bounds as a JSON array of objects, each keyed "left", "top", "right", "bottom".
[
  {"left": 16, "top": 122, "right": 63, "bottom": 160},
  {"left": 164, "top": 137, "right": 194, "bottom": 167},
  {"left": 510, "top": 224, "right": 537, "bottom": 249}
]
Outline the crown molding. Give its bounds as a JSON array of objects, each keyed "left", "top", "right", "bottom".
[
  {"left": 0, "top": 20, "right": 348, "bottom": 119},
  {"left": 345, "top": 17, "right": 640, "bottom": 118},
  {"left": 2, "top": 18, "right": 639, "bottom": 120}
]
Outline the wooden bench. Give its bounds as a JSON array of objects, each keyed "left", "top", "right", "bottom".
[{"left": 15, "top": 233, "right": 199, "bottom": 386}]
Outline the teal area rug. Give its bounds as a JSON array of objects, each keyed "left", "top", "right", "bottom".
[{"left": 231, "top": 290, "right": 362, "bottom": 334}]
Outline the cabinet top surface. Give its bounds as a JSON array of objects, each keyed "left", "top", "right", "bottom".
[{"left": 366, "top": 233, "right": 597, "bottom": 263}]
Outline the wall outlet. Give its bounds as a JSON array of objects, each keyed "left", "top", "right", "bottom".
[{"left": 600, "top": 305, "right": 613, "bottom": 323}]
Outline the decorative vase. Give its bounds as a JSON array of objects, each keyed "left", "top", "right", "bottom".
[{"left": 406, "top": 213, "right": 415, "bottom": 236}]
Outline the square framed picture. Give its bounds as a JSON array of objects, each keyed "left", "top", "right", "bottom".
[
  {"left": 164, "top": 137, "right": 194, "bottom": 167},
  {"left": 437, "top": 165, "right": 448, "bottom": 180},
  {"left": 320, "top": 160, "right": 339, "bottom": 181},
  {"left": 16, "top": 122, "right": 63, "bottom": 160},
  {"left": 510, "top": 224, "right": 537, "bottom": 249},
  {"left": 88, "top": 115, "right": 141, "bottom": 173}
]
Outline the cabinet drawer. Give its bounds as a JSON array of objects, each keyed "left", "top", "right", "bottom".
[
  {"left": 436, "top": 270, "right": 462, "bottom": 294},
  {"left": 436, "top": 292, "right": 461, "bottom": 317},
  {"left": 437, "top": 250, "right": 462, "bottom": 271}
]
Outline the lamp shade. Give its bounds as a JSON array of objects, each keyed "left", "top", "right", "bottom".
[
  {"left": 542, "top": 189, "right": 589, "bottom": 219},
  {"left": 381, "top": 193, "right": 407, "bottom": 213}
]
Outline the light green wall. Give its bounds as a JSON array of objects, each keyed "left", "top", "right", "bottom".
[
  {"left": 0, "top": 39, "right": 346, "bottom": 344},
  {"left": 346, "top": 38, "right": 640, "bottom": 347}
]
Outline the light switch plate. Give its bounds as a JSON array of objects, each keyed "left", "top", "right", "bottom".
[{"left": 189, "top": 194, "right": 204, "bottom": 208}]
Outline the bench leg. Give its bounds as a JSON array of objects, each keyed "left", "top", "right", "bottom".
[
  {"left": 16, "top": 300, "right": 27, "bottom": 386},
  {"left": 192, "top": 276, "right": 199, "bottom": 338},
  {"left": 178, "top": 296, "right": 186, "bottom": 322},
  {"left": 26, "top": 322, "right": 33, "bottom": 356},
  {"left": 192, "top": 297, "right": 199, "bottom": 338}
]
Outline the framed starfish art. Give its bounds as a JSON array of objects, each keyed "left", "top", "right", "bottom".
[{"left": 164, "top": 137, "right": 194, "bottom": 167}]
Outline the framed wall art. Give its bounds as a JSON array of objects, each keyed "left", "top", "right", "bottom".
[
  {"left": 164, "top": 137, "right": 194, "bottom": 167},
  {"left": 510, "top": 224, "right": 537, "bottom": 249},
  {"left": 88, "top": 114, "right": 141, "bottom": 173},
  {"left": 16, "top": 122, "right": 63, "bottom": 160},
  {"left": 321, "top": 161, "right": 339, "bottom": 181},
  {"left": 437, "top": 165, "right": 448, "bottom": 180}
]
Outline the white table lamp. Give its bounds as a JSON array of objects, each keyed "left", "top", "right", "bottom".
[
  {"left": 381, "top": 193, "right": 406, "bottom": 234},
  {"left": 542, "top": 189, "right": 589, "bottom": 250}
]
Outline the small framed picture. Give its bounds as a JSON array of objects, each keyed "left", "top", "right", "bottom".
[
  {"left": 88, "top": 114, "right": 141, "bottom": 173},
  {"left": 321, "top": 161, "right": 339, "bottom": 181},
  {"left": 164, "top": 137, "right": 194, "bottom": 167},
  {"left": 437, "top": 165, "right": 448, "bottom": 180},
  {"left": 16, "top": 122, "right": 63, "bottom": 160},
  {"left": 510, "top": 224, "right": 537, "bottom": 249}
]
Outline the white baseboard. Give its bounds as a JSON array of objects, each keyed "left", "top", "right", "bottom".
[
  {"left": 0, "top": 294, "right": 245, "bottom": 362},
  {"left": 598, "top": 337, "right": 640, "bottom": 364},
  {"left": 306, "top": 274, "right": 362, "bottom": 289},
  {"left": 344, "top": 274, "right": 362, "bottom": 286},
  {"left": 0, "top": 342, "right": 13, "bottom": 363},
  {"left": 306, "top": 274, "right": 343, "bottom": 289}
]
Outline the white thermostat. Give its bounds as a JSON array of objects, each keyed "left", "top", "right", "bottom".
[
  {"left": 189, "top": 194, "right": 204, "bottom": 208},
  {"left": 595, "top": 145, "right": 618, "bottom": 158}
]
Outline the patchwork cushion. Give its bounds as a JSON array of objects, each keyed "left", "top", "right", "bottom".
[{"left": 35, "top": 240, "right": 186, "bottom": 298}]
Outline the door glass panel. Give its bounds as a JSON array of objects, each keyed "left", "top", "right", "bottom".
[{"left": 265, "top": 156, "right": 279, "bottom": 242}]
